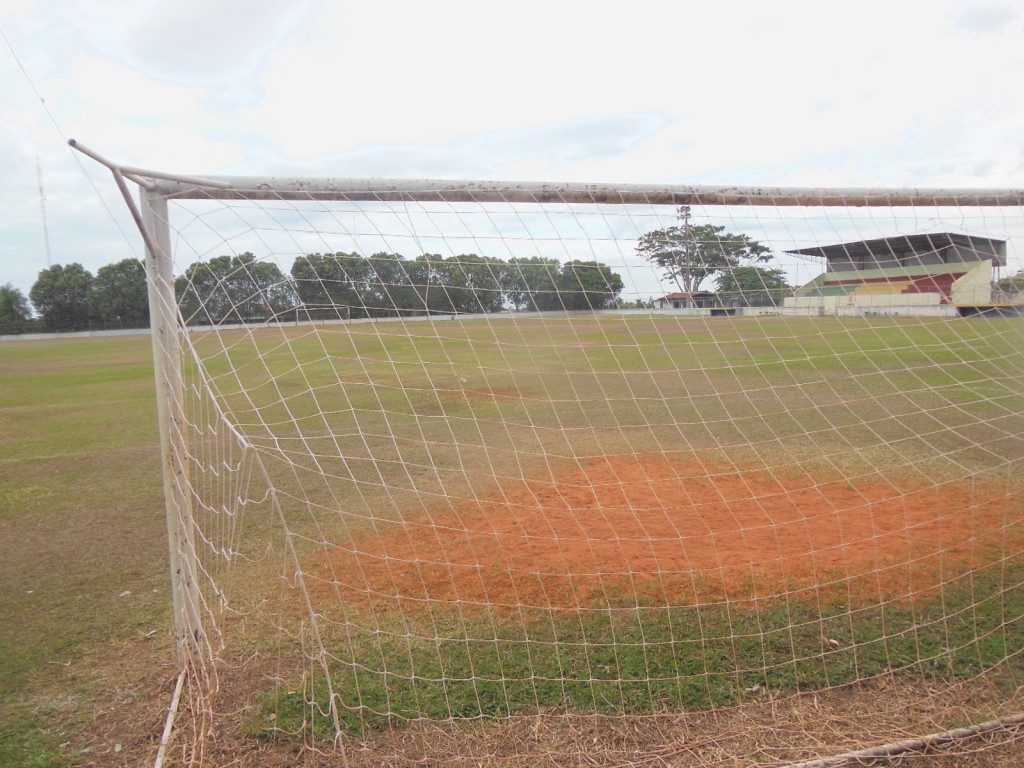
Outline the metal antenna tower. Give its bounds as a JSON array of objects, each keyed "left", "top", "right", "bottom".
[{"left": 36, "top": 152, "right": 52, "bottom": 267}]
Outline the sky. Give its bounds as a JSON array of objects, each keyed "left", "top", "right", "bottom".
[{"left": 2, "top": 0, "right": 1023, "bottom": 305}]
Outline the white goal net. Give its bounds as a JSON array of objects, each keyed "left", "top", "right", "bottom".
[{"left": 80, "top": 144, "right": 1024, "bottom": 766}]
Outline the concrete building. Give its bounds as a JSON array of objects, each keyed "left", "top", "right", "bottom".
[
  {"left": 783, "top": 233, "right": 1008, "bottom": 317},
  {"left": 655, "top": 291, "right": 719, "bottom": 310}
]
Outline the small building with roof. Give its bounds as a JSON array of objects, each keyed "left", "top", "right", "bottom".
[{"left": 655, "top": 291, "right": 720, "bottom": 310}]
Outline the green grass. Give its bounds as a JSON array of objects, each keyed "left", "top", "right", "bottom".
[
  {"left": 1, "top": 316, "right": 1023, "bottom": 760},
  {"left": 266, "top": 566, "right": 1024, "bottom": 738},
  {"left": 0, "top": 336, "right": 168, "bottom": 768}
]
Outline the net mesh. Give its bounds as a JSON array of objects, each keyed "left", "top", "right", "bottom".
[{"left": 147, "top": 186, "right": 1024, "bottom": 765}]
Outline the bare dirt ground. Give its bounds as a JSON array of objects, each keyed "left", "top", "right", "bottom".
[
  {"left": 70, "top": 453, "right": 1023, "bottom": 767},
  {"left": 316, "top": 454, "right": 1015, "bottom": 611}
]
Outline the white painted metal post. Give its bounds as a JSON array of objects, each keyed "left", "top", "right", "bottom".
[{"left": 141, "top": 188, "right": 203, "bottom": 667}]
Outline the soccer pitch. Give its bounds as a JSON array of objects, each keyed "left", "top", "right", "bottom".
[{"left": 2, "top": 315, "right": 1023, "bottom": 766}]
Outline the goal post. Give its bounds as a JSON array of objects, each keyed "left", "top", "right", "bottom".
[
  {"left": 139, "top": 187, "right": 205, "bottom": 671},
  {"left": 71, "top": 139, "right": 1024, "bottom": 766}
]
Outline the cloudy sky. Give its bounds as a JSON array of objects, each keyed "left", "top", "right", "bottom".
[{"left": 2, "top": 0, "right": 1023, "bottom": 302}]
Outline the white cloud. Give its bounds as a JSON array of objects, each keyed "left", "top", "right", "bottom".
[
  {"left": 32, "top": 0, "right": 316, "bottom": 86},
  {"left": 1, "top": 0, "right": 1023, "bottom": 300},
  {"left": 952, "top": 0, "right": 1022, "bottom": 35}
]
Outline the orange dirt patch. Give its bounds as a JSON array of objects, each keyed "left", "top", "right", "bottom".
[{"left": 312, "top": 454, "right": 1018, "bottom": 614}]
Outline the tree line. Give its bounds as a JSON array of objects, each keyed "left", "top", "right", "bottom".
[
  {"left": 2, "top": 216, "right": 802, "bottom": 333},
  {"left": 3, "top": 252, "right": 627, "bottom": 333},
  {"left": 180, "top": 251, "right": 626, "bottom": 325},
  {"left": 1, "top": 259, "right": 150, "bottom": 334}
]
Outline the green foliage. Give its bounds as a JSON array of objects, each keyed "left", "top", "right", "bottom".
[
  {"left": 0, "top": 283, "right": 32, "bottom": 326},
  {"left": 558, "top": 260, "right": 624, "bottom": 310},
  {"left": 715, "top": 265, "right": 792, "bottom": 306},
  {"left": 636, "top": 212, "right": 771, "bottom": 293},
  {"left": 504, "top": 256, "right": 563, "bottom": 311},
  {"left": 365, "top": 252, "right": 427, "bottom": 315},
  {"left": 996, "top": 268, "right": 1024, "bottom": 293},
  {"left": 416, "top": 253, "right": 507, "bottom": 314},
  {"left": 92, "top": 258, "right": 149, "bottom": 328},
  {"left": 22, "top": 260, "right": 147, "bottom": 333},
  {"left": 291, "top": 252, "right": 372, "bottom": 318},
  {"left": 290, "top": 251, "right": 624, "bottom": 317},
  {"left": 29, "top": 263, "right": 95, "bottom": 332},
  {"left": 12, "top": 250, "right": 627, "bottom": 334},
  {"left": 176, "top": 253, "right": 298, "bottom": 325}
]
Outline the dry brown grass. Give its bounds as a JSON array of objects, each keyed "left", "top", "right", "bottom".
[{"left": 72, "top": 649, "right": 1024, "bottom": 767}]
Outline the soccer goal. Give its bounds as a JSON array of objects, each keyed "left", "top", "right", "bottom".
[{"left": 72, "top": 139, "right": 1024, "bottom": 766}]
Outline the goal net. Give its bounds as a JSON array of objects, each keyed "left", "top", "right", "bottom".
[{"left": 83, "top": 147, "right": 1024, "bottom": 766}]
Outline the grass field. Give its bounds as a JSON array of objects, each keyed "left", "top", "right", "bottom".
[
  {"left": 0, "top": 335, "right": 170, "bottom": 767},
  {"left": 2, "top": 315, "right": 1023, "bottom": 767}
]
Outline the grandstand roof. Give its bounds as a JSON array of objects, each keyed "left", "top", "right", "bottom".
[{"left": 786, "top": 232, "right": 1006, "bottom": 266}]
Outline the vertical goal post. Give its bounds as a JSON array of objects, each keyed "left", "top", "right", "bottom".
[{"left": 69, "top": 139, "right": 1024, "bottom": 766}]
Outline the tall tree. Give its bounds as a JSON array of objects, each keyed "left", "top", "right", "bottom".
[
  {"left": 715, "top": 266, "right": 791, "bottom": 307},
  {"left": 365, "top": 252, "right": 425, "bottom": 315},
  {"left": 176, "top": 253, "right": 297, "bottom": 325},
  {"left": 559, "top": 261, "right": 624, "bottom": 310},
  {"left": 503, "top": 257, "right": 563, "bottom": 311},
  {"left": 996, "top": 268, "right": 1024, "bottom": 295},
  {"left": 414, "top": 254, "right": 506, "bottom": 314},
  {"left": 30, "top": 263, "right": 95, "bottom": 331},
  {"left": 450, "top": 254, "right": 505, "bottom": 314},
  {"left": 635, "top": 207, "right": 771, "bottom": 293},
  {"left": 409, "top": 253, "right": 450, "bottom": 314},
  {"left": 92, "top": 258, "right": 150, "bottom": 328},
  {"left": 0, "top": 283, "right": 32, "bottom": 326},
  {"left": 291, "top": 252, "right": 372, "bottom": 319}
]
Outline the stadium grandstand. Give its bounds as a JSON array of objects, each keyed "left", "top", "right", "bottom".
[{"left": 783, "top": 232, "right": 1018, "bottom": 316}]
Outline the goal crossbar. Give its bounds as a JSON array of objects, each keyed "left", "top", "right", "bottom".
[{"left": 69, "top": 139, "right": 1024, "bottom": 207}]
